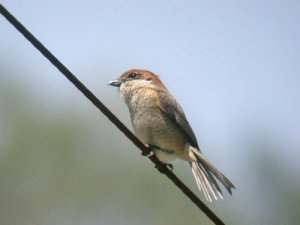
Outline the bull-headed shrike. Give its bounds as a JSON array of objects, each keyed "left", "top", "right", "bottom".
[{"left": 109, "top": 69, "right": 235, "bottom": 201}]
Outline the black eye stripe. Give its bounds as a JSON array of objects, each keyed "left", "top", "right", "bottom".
[{"left": 128, "top": 72, "right": 139, "bottom": 79}]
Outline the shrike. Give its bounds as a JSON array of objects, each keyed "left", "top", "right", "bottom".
[{"left": 109, "top": 69, "right": 235, "bottom": 202}]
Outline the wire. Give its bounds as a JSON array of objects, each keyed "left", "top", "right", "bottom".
[{"left": 0, "top": 4, "right": 225, "bottom": 225}]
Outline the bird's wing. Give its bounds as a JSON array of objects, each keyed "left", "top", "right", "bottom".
[{"left": 157, "top": 91, "right": 199, "bottom": 149}]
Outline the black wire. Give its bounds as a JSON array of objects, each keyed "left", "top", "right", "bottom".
[{"left": 0, "top": 4, "right": 225, "bottom": 225}]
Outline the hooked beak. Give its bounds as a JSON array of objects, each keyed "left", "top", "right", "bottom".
[{"left": 108, "top": 79, "right": 122, "bottom": 87}]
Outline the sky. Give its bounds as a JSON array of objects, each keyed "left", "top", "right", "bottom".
[
  {"left": 1, "top": 1, "right": 300, "bottom": 225},
  {"left": 1, "top": 0, "right": 299, "bottom": 168}
]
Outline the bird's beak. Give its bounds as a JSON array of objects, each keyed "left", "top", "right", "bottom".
[{"left": 108, "top": 79, "right": 122, "bottom": 87}]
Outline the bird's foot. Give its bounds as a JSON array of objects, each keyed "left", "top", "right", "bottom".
[
  {"left": 142, "top": 144, "right": 174, "bottom": 172},
  {"left": 140, "top": 144, "right": 154, "bottom": 157},
  {"left": 166, "top": 163, "right": 173, "bottom": 171},
  {"left": 140, "top": 150, "right": 154, "bottom": 157},
  {"left": 140, "top": 144, "right": 155, "bottom": 157}
]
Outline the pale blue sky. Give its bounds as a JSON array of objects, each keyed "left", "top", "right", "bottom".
[{"left": 1, "top": 1, "right": 300, "bottom": 224}]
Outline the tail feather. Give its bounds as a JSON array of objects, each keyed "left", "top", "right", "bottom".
[
  {"left": 189, "top": 147, "right": 235, "bottom": 201},
  {"left": 191, "top": 161, "right": 223, "bottom": 201}
]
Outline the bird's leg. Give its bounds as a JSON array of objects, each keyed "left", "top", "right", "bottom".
[
  {"left": 141, "top": 144, "right": 174, "bottom": 172},
  {"left": 140, "top": 144, "right": 155, "bottom": 157}
]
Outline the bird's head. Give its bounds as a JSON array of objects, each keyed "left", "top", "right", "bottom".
[
  {"left": 108, "top": 69, "right": 166, "bottom": 97},
  {"left": 109, "top": 69, "right": 162, "bottom": 87},
  {"left": 109, "top": 69, "right": 167, "bottom": 104}
]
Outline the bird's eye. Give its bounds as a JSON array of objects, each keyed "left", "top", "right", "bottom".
[{"left": 128, "top": 72, "right": 139, "bottom": 79}]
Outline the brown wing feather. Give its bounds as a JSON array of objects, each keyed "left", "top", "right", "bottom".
[{"left": 157, "top": 90, "right": 199, "bottom": 149}]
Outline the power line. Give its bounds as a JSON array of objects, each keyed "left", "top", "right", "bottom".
[{"left": 0, "top": 4, "right": 225, "bottom": 225}]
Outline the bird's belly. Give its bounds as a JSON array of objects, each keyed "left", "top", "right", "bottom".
[{"left": 132, "top": 109, "right": 187, "bottom": 162}]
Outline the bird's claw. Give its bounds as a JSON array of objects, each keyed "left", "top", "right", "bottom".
[
  {"left": 142, "top": 143, "right": 173, "bottom": 171},
  {"left": 140, "top": 144, "right": 154, "bottom": 157},
  {"left": 140, "top": 150, "right": 154, "bottom": 157},
  {"left": 166, "top": 163, "right": 173, "bottom": 171}
]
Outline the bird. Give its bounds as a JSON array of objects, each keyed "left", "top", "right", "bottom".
[{"left": 108, "top": 69, "right": 235, "bottom": 201}]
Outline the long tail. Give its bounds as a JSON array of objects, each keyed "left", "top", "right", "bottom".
[{"left": 189, "top": 147, "right": 235, "bottom": 202}]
